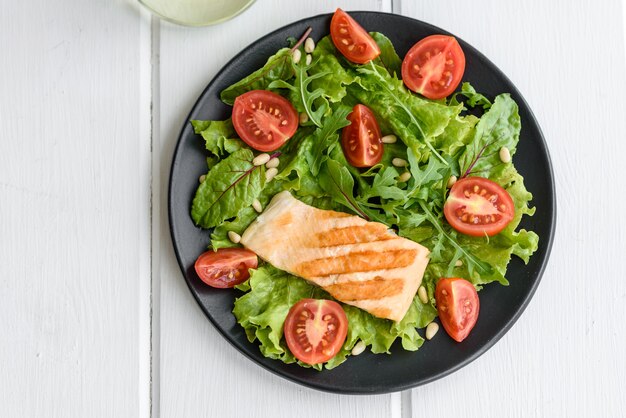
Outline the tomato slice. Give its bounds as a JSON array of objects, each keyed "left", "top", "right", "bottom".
[
  {"left": 194, "top": 248, "right": 258, "bottom": 288},
  {"left": 341, "top": 104, "right": 383, "bottom": 167},
  {"left": 232, "top": 90, "right": 298, "bottom": 152},
  {"left": 330, "top": 9, "right": 381, "bottom": 64},
  {"left": 401, "top": 34, "right": 465, "bottom": 99},
  {"left": 435, "top": 278, "right": 479, "bottom": 342},
  {"left": 443, "top": 177, "right": 515, "bottom": 237},
  {"left": 284, "top": 299, "right": 348, "bottom": 365}
]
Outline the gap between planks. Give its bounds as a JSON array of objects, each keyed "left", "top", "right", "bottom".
[{"left": 149, "top": 14, "right": 162, "bottom": 418}]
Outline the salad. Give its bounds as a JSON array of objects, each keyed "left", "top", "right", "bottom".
[{"left": 188, "top": 9, "right": 538, "bottom": 370}]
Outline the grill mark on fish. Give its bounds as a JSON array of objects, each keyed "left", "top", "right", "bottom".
[
  {"left": 324, "top": 277, "right": 404, "bottom": 301},
  {"left": 294, "top": 249, "right": 418, "bottom": 277},
  {"left": 314, "top": 224, "right": 395, "bottom": 247}
]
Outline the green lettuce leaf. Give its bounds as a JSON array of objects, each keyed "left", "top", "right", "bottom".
[
  {"left": 458, "top": 94, "right": 520, "bottom": 177},
  {"left": 233, "top": 265, "right": 430, "bottom": 370},
  {"left": 220, "top": 48, "right": 295, "bottom": 105},
  {"left": 190, "top": 119, "right": 244, "bottom": 158},
  {"left": 318, "top": 158, "right": 369, "bottom": 219},
  {"left": 371, "top": 32, "right": 402, "bottom": 77},
  {"left": 310, "top": 37, "right": 358, "bottom": 104}
]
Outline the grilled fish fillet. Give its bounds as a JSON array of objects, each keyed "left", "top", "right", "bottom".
[{"left": 240, "top": 191, "right": 430, "bottom": 322}]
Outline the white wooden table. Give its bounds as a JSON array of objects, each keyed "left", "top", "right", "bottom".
[{"left": 2, "top": 0, "right": 626, "bottom": 416}]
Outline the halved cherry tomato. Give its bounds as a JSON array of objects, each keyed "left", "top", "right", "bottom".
[
  {"left": 444, "top": 177, "right": 515, "bottom": 237},
  {"left": 330, "top": 9, "right": 381, "bottom": 64},
  {"left": 401, "top": 34, "right": 465, "bottom": 99},
  {"left": 284, "top": 299, "right": 348, "bottom": 365},
  {"left": 341, "top": 104, "right": 383, "bottom": 167},
  {"left": 194, "top": 248, "right": 258, "bottom": 288},
  {"left": 435, "top": 278, "right": 479, "bottom": 342},
  {"left": 232, "top": 90, "right": 298, "bottom": 152}
]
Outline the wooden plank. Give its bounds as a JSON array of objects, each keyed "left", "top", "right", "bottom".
[
  {"left": 155, "top": 1, "right": 397, "bottom": 417},
  {"left": 0, "top": 1, "right": 151, "bottom": 417},
  {"left": 398, "top": 1, "right": 626, "bottom": 417}
]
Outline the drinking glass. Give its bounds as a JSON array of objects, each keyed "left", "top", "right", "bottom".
[{"left": 139, "top": 0, "right": 256, "bottom": 26}]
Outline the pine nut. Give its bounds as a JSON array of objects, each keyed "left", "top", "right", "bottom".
[
  {"left": 292, "top": 48, "right": 302, "bottom": 64},
  {"left": 304, "top": 37, "right": 315, "bottom": 53},
  {"left": 299, "top": 112, "right": 309, "bottom": 125},
  {"left": 265, "top": 167, "right": 278, "bottom": 182},
  {"left": 392, "top": 158, "right": 407, "bottom": 167},
  {"left": 252, "top": 153, "right": 270, "bottom": 166},
  {"left": 418, "top": 286, "right": 428, "bottom": 304},
  {"left": 499, "top": 146, "right": 511, "bottom": 163},
  {"left": 425, "top": 322, "right": 439, "bottom": 340},
  {"left": 351, "top": 340, "right": 366, "bottom": 356},
  {"left": 252, "top": 199, "right": 262, "bottom": 213},
  {"left": 447, "top": 175, "right": 457, "bottom": 188},
  {"left": 227, "top": 231, "right": 241, "bottom": 244},
  {"left": 455, "top": 259, "right": 463, "bottom": 267},
  {"left": 397, "top": 172, "right": 411, "bottom": 183},
  {"left": 199, "top": 174, "right": 206, "bottom": 184},
  {"left": 305, "top": 53, "right": 312, "bottom": 66},
  {"left": 381, "top": 134, "right": 397, "bottom": 144},
  {"left": 265, "top": 158, "right": 280, "bottom": 169}
]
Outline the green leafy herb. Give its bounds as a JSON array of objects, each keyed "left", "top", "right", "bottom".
[
  {"left": 450, "top": 82, "right": 493, "bottom": 110},
  {"left": 189, "top": 26, "right": 539, "bottom": 371},
  {"left": 370, "top": 32, "right": 402, "bottom": 76},
  {"left": 191, "top": 149, "right": 265, "bottom": 228},
  {"left": 268, "top": 59, "right": 330, "bottom": 128},
  {"left": 318, "top": 158, "right": 369, "bottom": 220},
  {"left": 191, "top": 119, "right": 244, "bottom": 158},
  {"left": 459, "top": 94, "right": 520, "bottom": 178},
  {"left": 233, "top": 266, "right": 431, "bottom": 370},
  {"left": 349, "top": 62, "right": 460, "bottom": 164},
  {"left": 220, "top": 48, "right": 295, "bottom": 105}
]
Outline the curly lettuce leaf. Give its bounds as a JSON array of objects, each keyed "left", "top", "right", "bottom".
[
  {"left": 309, "top": 37, "right": 358, "bottom": 104},
  {"left": 233, "top": 265, "right": 431, "bottom": 370},
  {"left": 190, "top": 119, "right": 244, "bottom": 159}
]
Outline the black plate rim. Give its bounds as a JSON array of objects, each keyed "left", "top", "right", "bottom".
[{"left": 168, "top": 11, "right": 556, "bottom": 395}]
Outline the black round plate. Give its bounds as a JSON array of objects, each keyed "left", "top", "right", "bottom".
[{"left": 168, "top": 11, "right": 556, "bottom": 394}]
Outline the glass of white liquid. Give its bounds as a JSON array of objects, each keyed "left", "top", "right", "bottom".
[{"left": 139, "top": 0, "right": 256, "bottom": 26}]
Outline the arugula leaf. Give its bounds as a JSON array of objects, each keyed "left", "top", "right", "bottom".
[
  {"left": 360, "top": 166, "right": 404, "bottom": 201},
  {"left": 318, "top": 158, "right": 369, "bottom": 220},
  {"left": 450, "top": 82, "right": 493, "bottom": 110},
  {"left": 268, "top": 58, "right": 330, "bottom": 128},
  {"left": 220, "top": 48, "right": 295, "bottom": 105},
  {"left": 406, "top": 148, "right": 449, "bottom": 201},
  {"left": 190, "top": 119, "right": 244, "bottom": 158},
  {"left": 459, "top": 94, "right": 520, "bottom": 177},
  {"left": 191, "top": 149, "right": 265, "bottom": 228}
]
